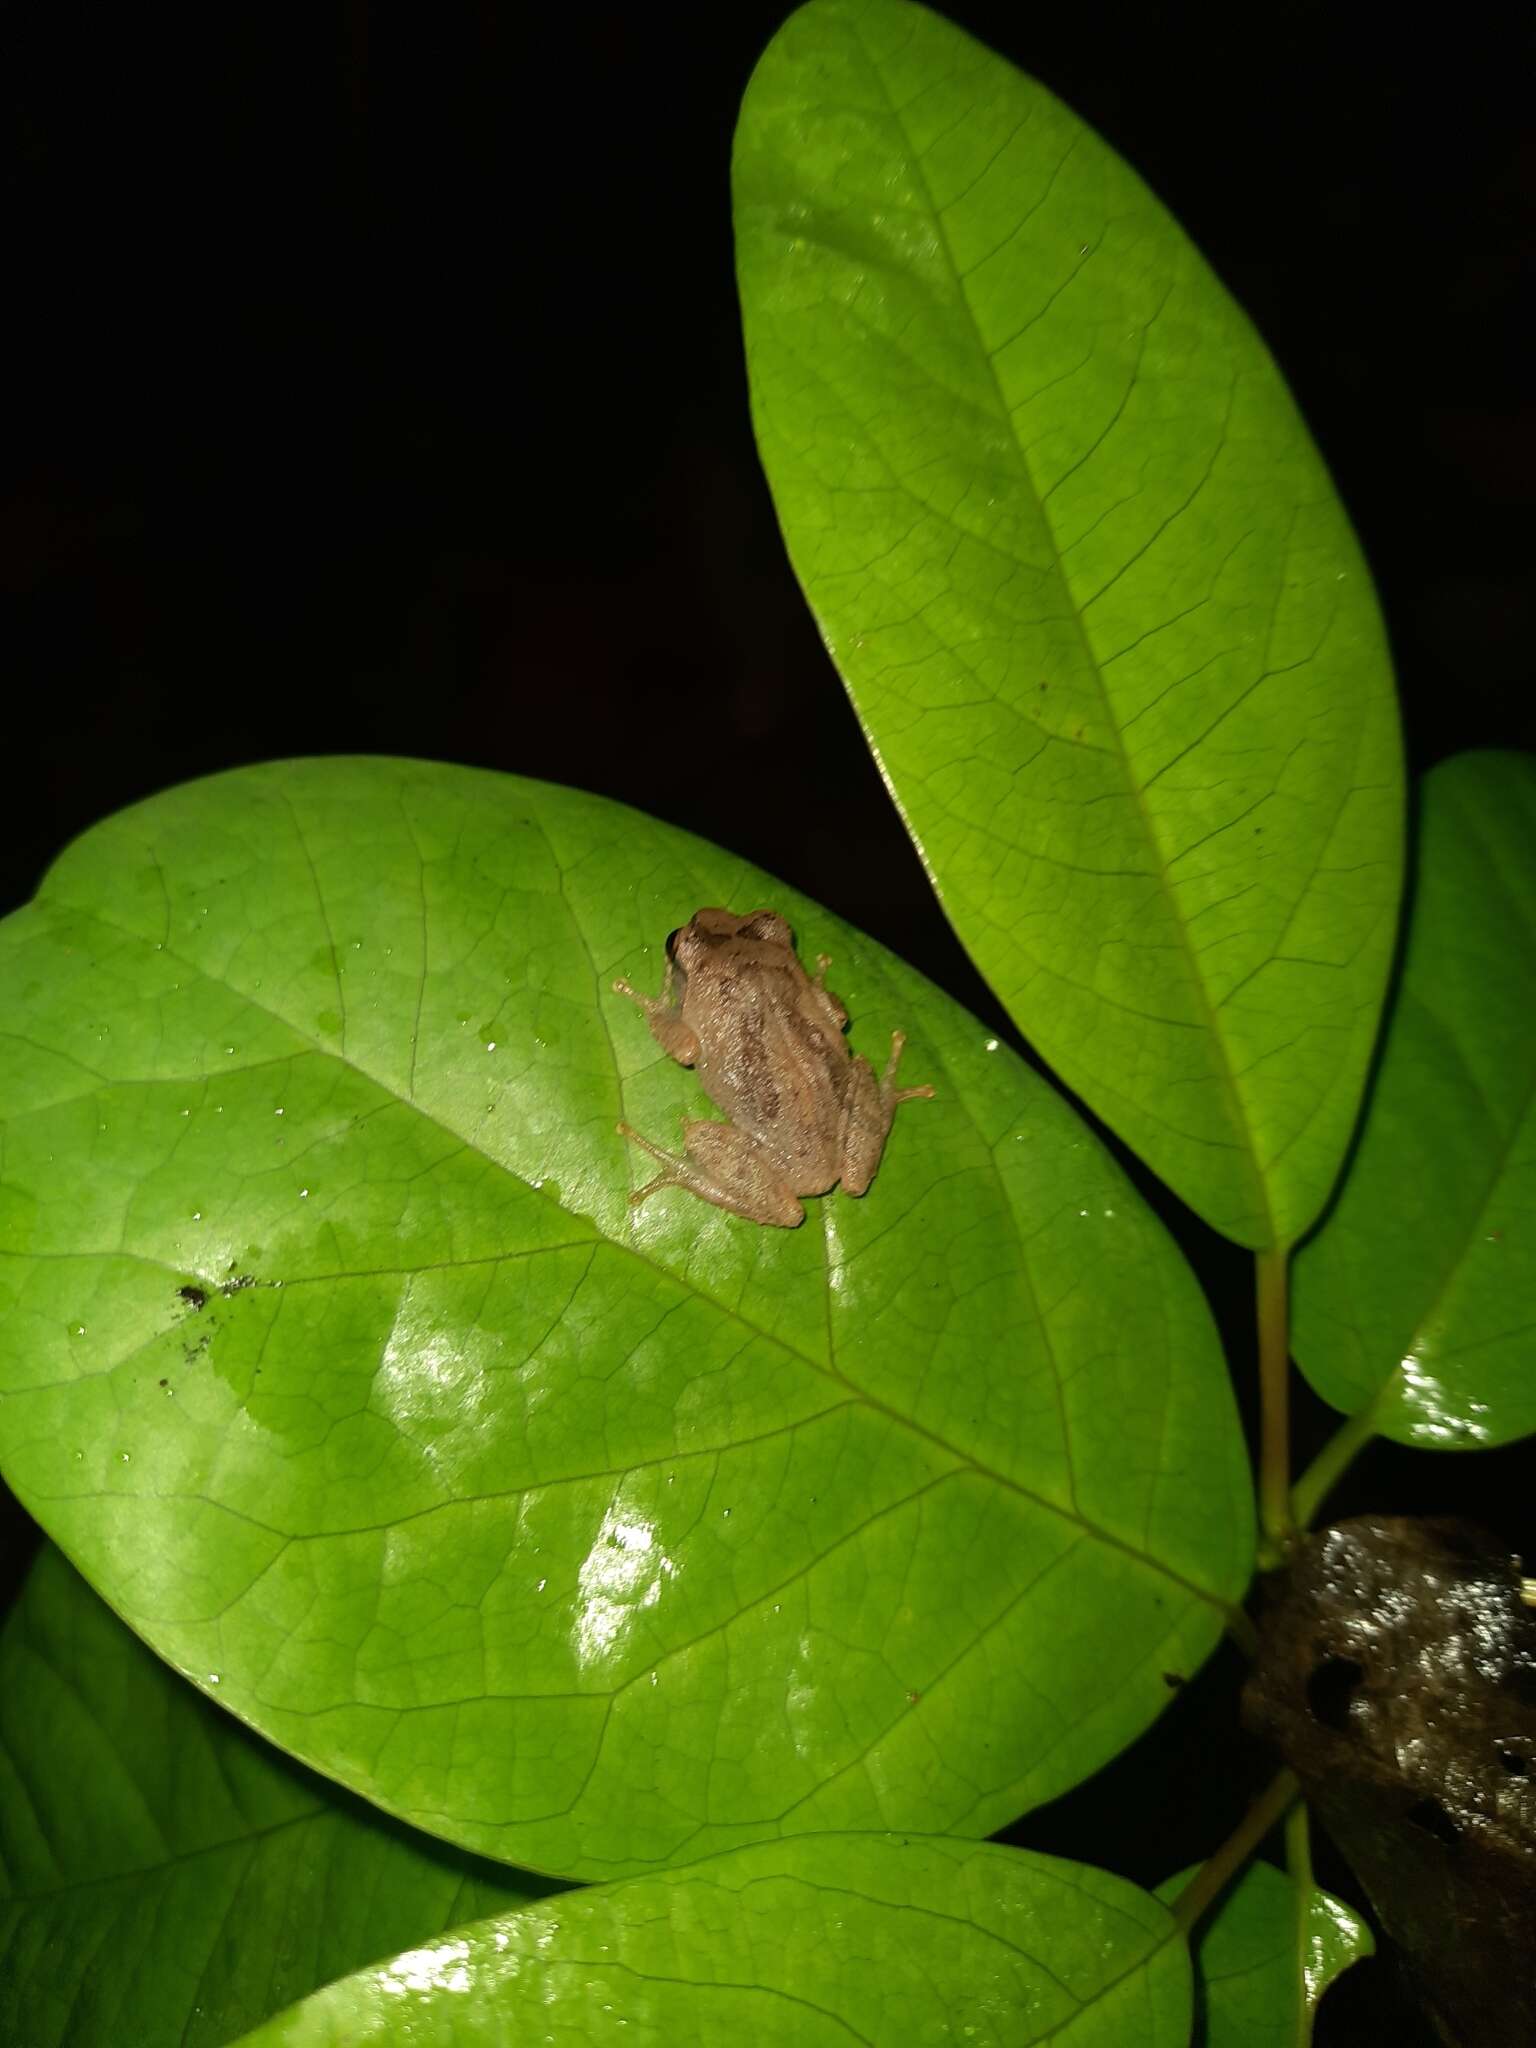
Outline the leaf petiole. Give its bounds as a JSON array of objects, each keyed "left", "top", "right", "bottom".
[
  {"left": 1170, "top": 1768, "right": 1301, "bottom": 1936},
  {"left": 1291, "top": 1403, "right": 1378, "bottom": 1532}
]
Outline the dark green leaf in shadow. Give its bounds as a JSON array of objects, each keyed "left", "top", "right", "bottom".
[
  {"left": 0, "top": 758, "right": 1252, "bottom": 1877},
  {"left": 1294, "top": 753, "right": 1536, "bottom": 1448},
  {"left": 0, "top": 1545, "right": 560, "bottom": 2048},
  {"left": 236, "top": 1835, "right": 1190, "bottom": 2047},
  {"left": 1157, "top": 1858, "right": 1372, "bottom": 2046},
  {"left": 734, "top": 0, "right": 1403, "bottom": 1249}
]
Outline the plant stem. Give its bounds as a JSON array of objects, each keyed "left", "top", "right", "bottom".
[
  {"left": 1284, "top": 1793, "right": 1313, "bottom": 1889},
  {"left": 1170, "top": 1767, "right": 1300, "bottom": 1935},
  {"left": 1291, "top": 1402, "right": 1377, "bottom": 1532},
  {"left": 1256, "top": 1246, "right": 1295, "bottom": 1567},
  {"left": 1285, "top": 1799, "right": 1316, "bottom": 2048}
]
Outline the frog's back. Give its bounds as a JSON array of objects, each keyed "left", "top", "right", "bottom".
[{"left": 695, "top": 976, "right": 847, "bottom": 1194}]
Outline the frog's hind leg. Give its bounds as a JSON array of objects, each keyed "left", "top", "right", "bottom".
[
  {"left": 837, "top": 1031, "right": 936, "bottom": 1197},
  {"left": 616, "top": 1119, "right": 805, "bottom": 1228},
  {"left": 880, "top": 1031, "right": 935, "bottom": 1104}
]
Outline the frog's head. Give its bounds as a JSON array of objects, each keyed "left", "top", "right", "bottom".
[{"left": 670, "top": 908, "right": 795, "bottom": 970}]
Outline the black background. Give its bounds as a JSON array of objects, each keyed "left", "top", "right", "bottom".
[{"left": 4, "top": 5, "right": 1534, "bottom": 2041}]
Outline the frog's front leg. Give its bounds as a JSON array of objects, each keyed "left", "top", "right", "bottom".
[
  {"left": 612, "top": 958, "right": 700, "bottom": 1067},
  {"left": 616, "top": 1118, "right": 805, "bottom": 1227},
  {"left": 837, "top": 1030, "right": 935, "bottom": 1197}
]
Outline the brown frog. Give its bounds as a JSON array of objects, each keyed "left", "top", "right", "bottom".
[{"left": 612, "top": 907, "right": 934, "bottom": 1227}]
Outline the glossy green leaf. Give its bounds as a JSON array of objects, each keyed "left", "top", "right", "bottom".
[
  {"left": 237, "top": 1835, "right": 1190, "bottom": 2047},
  {"left": 0, "top": 1544, "right": 559, "bottom": 2048},
  {"left": 1294, "top": 752, "right": 1536, "bottom": 1448},
  {"left": 0, "top": 757, "right": 1252, "bottom": 1878},
  {"left": 1158, "top": 1858, "right": 1372, "bottom": 2046},
  {"left": 734, "top": 0, "right": 1403, "bottom": 1249}
]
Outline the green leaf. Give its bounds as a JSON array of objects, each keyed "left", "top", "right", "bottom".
[
  {"left": 0, "top": 1544, "right": 559, "bottom": 2048},
  {"left": 734, "top": 0, "right": 1402, "bottom": 1250},
  {"left": 0, "top": 757, "right": 1252, "bottom": 1878},
  {"left": 235, "top": 1835, "right": 1190, "bottom": 2047},
  {"left": 1294, "top": 752, "right": 1536, "bottom": 1448},
  {"left": 1157, "top": 1859, "right": 1372, "bottom": 2046}
]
